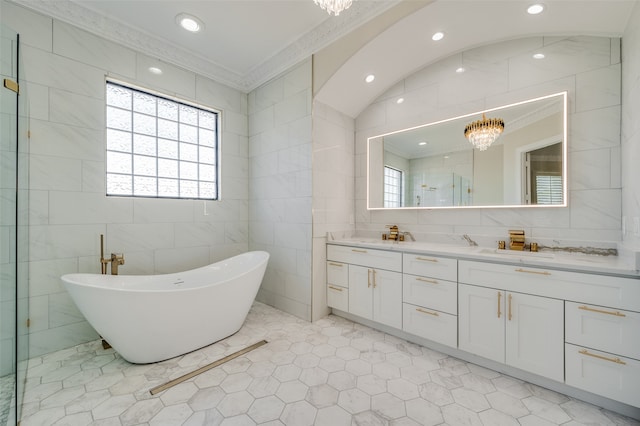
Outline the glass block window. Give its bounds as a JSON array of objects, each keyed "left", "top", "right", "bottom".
[
  {"left": 384, "top": 166, "right": 403, "bottom": 208},
  {"left": 105, "top": 81, "right": 219, "bottom": 200}
]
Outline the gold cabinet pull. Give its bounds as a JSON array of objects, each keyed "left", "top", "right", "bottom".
[
  {"left": 497, "top": 291, "right": 502, "bottom": 318},
  {"left": 328, "top": 285, "right": 343, "bottom": 292},
  {"left": 579, "top": 349, "right": 626, "bottom": 365},
  {"left": 367, "top": 269, "right": 372, "bottom": 288},
  {"left": 508, "top": 294, "right": 513, "bottom": 321},
  {"left": 372, "top": 269, "right": 377, "bottom": 288},
  {"left": 515, "top": 268, "right": 551, "bottom": 276},
  {"left": 352, "top": 249, "right": 367, "bottom": 253},
  {"left": 416, "top": 307, "right": 439, "bottom": 317},
  {"left": 328, "top": 262, "right": 343, "bottom": 267},
  {"left": 578, "top": 305, "right": 626, "bottom": 317},
  {"left": 416, "top": 257, "right": 438, "bottom": 263},
  {"left": 416, "top": 277, "right": 438, "bottom": 285}
]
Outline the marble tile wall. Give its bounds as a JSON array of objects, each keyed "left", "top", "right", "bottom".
[
  {"left": 248, "top": 59, "right": 313, "bottom": 321},
  {"left": 1, "top": 1, "right": 250, "bottom": 357},
  {"left": 622, "top": 3, "right": 640, "bottom": 249},
  {"left": 355, "top": 36, "right": 623, "bottom": 248},
  {"left": 311, "top": 101, "right": 356, "bottom": 321}
]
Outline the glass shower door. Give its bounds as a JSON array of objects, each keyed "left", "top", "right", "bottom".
[{"left": 0, "top": 26, "right": 27, "bottom": 426}]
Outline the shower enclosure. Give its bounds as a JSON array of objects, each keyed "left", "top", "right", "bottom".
[{"left": 0, "top": 25, "right": 29, "bottom": 426}]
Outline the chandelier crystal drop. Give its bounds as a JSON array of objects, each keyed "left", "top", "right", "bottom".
[
  {"left": 314, "top": 0, "right": 354, "bottom": 16},
  {"left": 464, "top": 113, "right": 505, "bottom": 151}
]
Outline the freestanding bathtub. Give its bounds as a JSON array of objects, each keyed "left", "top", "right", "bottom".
[{"left": 61, "top": 251, "right": 269, "bottom": 364}]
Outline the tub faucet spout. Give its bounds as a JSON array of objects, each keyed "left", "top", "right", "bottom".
[{"left": 110, "top": 253, "right": 125, "bottom": 275}]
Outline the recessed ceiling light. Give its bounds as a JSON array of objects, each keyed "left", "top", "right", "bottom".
[
  {"left": 527, "top": 3, "right": 545, "bottom": 14},
  {"left": 444, "top": 155, "right": 450, "bottom": 159},
  {"left": 456, "top": 67, "right": 465, "bottom": 74},
  {"left": 365, "top": 74, "right": 375, "bottom": 83},
  {"left": 432, "top": 32, "right": 444, "bottom": 41},
  {"left": 176, "top": 13, "right": 203, "bottom": 32},
  {"left": 396, "top": 98, "right": 404, "bottom": 104},
  {"left": 148, "top": 66, "right": 163, "bottom": 75},
  {"left": 419, "top": 141, "right": 427, "bottom": 146},
  {"left": 533, "top": 53, "right": 545, "bottom": 59}
]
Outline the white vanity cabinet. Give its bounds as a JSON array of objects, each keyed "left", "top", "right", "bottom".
[
  {"left": 327, "top": 242, "right": 640, "bottom": 415},
  {"left": 326, "top": 245, "right": 403, "bottom": 329},
  {"left": 326, "top": 260, "right": 349, "bottom": 312},
  {"left": 565, "top": 299, "right": 640, "bottom": 408},
  {"left": 349, "top": 265, "right": 402, "bottom": 329},
  {"left": 458, "top": 262, "right": 564, "bottom": 382},
  {"left": 402, "top": 253, "right": 458, "bottom": 347}
]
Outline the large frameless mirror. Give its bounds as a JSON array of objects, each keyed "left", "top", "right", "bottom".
[{"left": 367, "top": 92, "right": 567, "bottom": 209}]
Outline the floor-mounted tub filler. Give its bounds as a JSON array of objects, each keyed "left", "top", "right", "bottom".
[{"left": 61, "top": 251, "right": 270, "bottom": 364}]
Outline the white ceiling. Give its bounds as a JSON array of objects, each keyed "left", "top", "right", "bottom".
[
  {"left": 315, "top": 0, "right": 638, "bottom": 117},
  {"left": 12, "top": 0, "right": 639, "bottom": 118},
  {"left": 12, "top": 0, "right": 397, "bottom": 92}
]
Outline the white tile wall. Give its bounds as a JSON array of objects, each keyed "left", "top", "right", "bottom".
[
  {"left": 622, "top": 3, "right": 640, "bottom": 248},
  {"left": 249, "top": 59, "right": 313, "bottom": 321},
  {"left": 2, "top": 2, "right": 250, "bottom": 357},
  {"left": 312, "top": 101, "right": 355, "bottom": 320},
  {"left": 355, "top": 36, "right": 624, "bottom": 247}
]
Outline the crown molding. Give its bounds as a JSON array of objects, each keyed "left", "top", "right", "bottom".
[{"left": 11, "top": 0, "right": 398, "bottom": 93}]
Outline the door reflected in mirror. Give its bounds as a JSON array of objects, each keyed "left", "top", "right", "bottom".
[{"left": 368, "top": 92, "right": 567, "bottom": 209}]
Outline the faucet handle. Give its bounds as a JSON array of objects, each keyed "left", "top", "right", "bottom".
[{"left": 386, "top": 225, "right": 399, "bottom": 240}]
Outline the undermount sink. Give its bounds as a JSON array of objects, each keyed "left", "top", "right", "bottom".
[{"left": 478, "top": 248, "right": 556, "bottom": 259}]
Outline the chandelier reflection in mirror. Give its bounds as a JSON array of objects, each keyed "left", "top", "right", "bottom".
[
  {"left": 314, "top": 0, "right": 353, "bottom": 16},
  {"left": 464, "top": 113, "right": 505, "bottom": 151}
]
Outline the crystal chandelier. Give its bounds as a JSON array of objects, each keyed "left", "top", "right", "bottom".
[
  {"left": 314, "top": 0, "right": 354, "bottom": 16},
  {"left": 464, "top": 113, "right": 505, "bottom": 151}
]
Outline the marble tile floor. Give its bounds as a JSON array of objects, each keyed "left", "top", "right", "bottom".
[
  {"left": 1, "top": 373, "right": 14, "bottom": 425},
  {"left": 19, "top": 302, "right": 640, "bottom": 426}
]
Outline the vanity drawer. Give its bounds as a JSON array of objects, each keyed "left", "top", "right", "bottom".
[
  {"left": 565, "top": 301, "right": 640, "bottom": 360},
  {"left": 327, "top": 284, "right": 348, "bottom": 312},
  {"left": 403, "top": 253, "right": 457, "bottom": 281},
  {"left": 459, "top": 260, "right": 640, "bottom": 312},
  {"left": 327, "top": 261, "right": 348, "bottom": 287},
  {"left": 403, "top": 274, "right": 457, "bottom": 315},
  {"left": 565, "top": 343, "right": 640, "bottom": 408},
  {"left": 403, "top": 302, "right": 457, "bottom": 347},
  {"left": 327, "top": 244, "right": 402, "bottom": 272}
]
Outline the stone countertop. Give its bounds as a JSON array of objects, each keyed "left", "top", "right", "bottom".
[{"left": 327, "top": 238, "right": 640, "bottom": 278}]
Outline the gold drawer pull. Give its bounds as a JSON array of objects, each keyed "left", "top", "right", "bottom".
[
  {"left": 515, "top": 268, "right": 551, "bottom": 276},
  {"left": 579, "top": 349, "right": 626, "bottom": 365},
  {"left": 578, "top": 305, "right": 626, "bottom": 317},
  {"left": 328, "top": 262, "right": 343, "bottom": 267},
  {"left": 416, "top": 257, "right": 438, "bottom": 262},
  {"left": 328, "top": 285, "right": 343, "bottom": 292},
  {"left": 416, "top": 277, "right": 438, "bottom": 285},
  {"left": 416, "top": 307, "right": 439, "bottom": 317},
  {"left": 352, "top": 249, "right": 367, "bottom": 253}
]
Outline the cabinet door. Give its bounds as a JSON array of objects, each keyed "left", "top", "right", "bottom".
[
  {"left": 372, "top": 269, "right": 402, "bottom": 329},
  {"left": 505, "top": 292, "right": 564, "bottom": 382},
  {"left": 459, "top": 284, "right": 505, "bottom": 363},
  {"left": 348, "top": 265, "right": 374, "bottom": 320}
]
